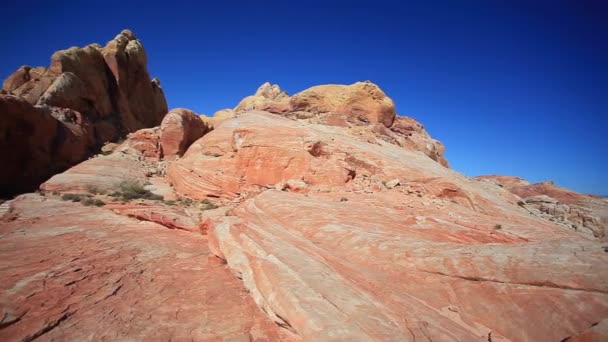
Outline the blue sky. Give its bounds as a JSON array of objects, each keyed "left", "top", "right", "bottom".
[{"left": 1, "top": 0, "right": 606, "bottom": 194}]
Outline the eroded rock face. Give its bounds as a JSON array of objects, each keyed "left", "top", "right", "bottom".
[
  {"left": 0, "top": 30, "right": 167, "bottom": 196},
  {"left": 476, "top": 175, "right": 608, "bottom": 240}
]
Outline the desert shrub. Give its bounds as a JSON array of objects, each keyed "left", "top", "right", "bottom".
[
  {"left": 83, "top": 198, "right": 105, "bottom": 207},
  {"left": 200, "top": 199, "right": 219, "bottom": 210},
  {"left": 87, "top": 186, "right": 106, "bottom": 195},
  {"left": 164, "top": 200, "right": 176, "bottom": 206},
  {"left": 517, "top": 200, "right": 525, "bottom": 207},
  {"left": 340, "top": 197, "right": 348, "bottom": 202},
  {"left": 494, "top": 224, "right": 502, "bottom": 230},
  {"left": 62, "top": 194, "right": 83, "bottom": 202},
  {"left": 51, "top": 191, "right": 60, "bottom": 196},
  {"left": 115, "top": 181, "right": 163, "bottom": 201},
  {"left": 177, "top": 197, "right": 194, "bottom": 205}
]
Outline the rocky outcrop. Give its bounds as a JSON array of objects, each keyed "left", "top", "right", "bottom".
[
  {"left": 476, "top": 175, "right": 608, "bottom": 239},
  {"left": 160, "top": 108, "right": 211, "bottom": 158},
  {"left": 232, "top": 81, "right": 449, "bottom": 167},
  {"left": 289, "top": 81, "right": 396, "bottom": 127},
  {"left": 234, "top": 82, "right": 290, "bottom": 113},
  {"left": 0, "top": 30, "right": 167, "bottom": 196}
]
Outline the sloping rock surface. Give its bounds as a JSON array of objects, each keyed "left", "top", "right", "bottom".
[{"left": 0, "top": 194, "right": 295, "bottom": 341}]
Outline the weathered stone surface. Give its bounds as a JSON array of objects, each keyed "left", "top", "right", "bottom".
[
  {"left": 160, "top": 108, "right": 212, "bottom": 158},
  {"left": 0, "top": 194, "right": 295, "bottom": 341},
  {"left": 208, "top": 189, "right": 608, "bottom": 341},
  {"left": 41, "top": 150, "right": 150, "bottom": 193},
  {"left": 1, "top": 30, "right": 168, "bottom": 196},
  {"left": 290, "top": 81, "right": 396, "bottom": 127}
]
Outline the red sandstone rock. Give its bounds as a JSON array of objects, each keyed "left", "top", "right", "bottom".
[
  {"left": 160, "top": 108, "right": 212, "bottom": 158},
  {"left": 0, "top": 194, "right": 295, "bottom": 341}
]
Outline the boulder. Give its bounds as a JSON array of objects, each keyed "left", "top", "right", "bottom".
[
  {"left": 160, "top": 108, "right": 212, "bottom": 158},
  {"left": 290, "top": 81, "right": 396, "bottom": 127}
]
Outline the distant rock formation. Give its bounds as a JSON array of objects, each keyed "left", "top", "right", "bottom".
[
  {"left": 0, "top": 30, "right": 168, "bottom": 196},
  {"left": 476, "top": 175, "right": 608, "bottom": 239}
]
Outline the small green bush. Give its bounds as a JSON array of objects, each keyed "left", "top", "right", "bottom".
[
  {"left": 62, "top": 194, "right": 83, "bottom": 202},
  {"left": 83, "top": 198, "right": 105, "bottom": 207},
  {"left": 114, "top": 181, "right": 163, "bottom": 201}
]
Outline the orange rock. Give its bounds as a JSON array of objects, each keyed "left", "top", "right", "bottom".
[{"left": 290, "top": 81, "right": 396, "bottom": 127}]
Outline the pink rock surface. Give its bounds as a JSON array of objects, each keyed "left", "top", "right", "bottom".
[
  {"left": 209, "top": 189, "right": 608, "bottom": 341},
  {"left": 0, "top": 194, "right": 295, "bottom": 341}
]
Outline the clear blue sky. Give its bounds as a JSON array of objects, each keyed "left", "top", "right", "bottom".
[{"left": 2, "top": 1, "right": 606, "bottom": 195}]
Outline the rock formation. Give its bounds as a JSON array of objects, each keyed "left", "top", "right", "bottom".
[
  {"left": 476, "top": 175, "right": 608, "bottom": 239},
  {"left": 160, "top": 108, "right": 211, "bottom": 158},
  {"left": 0, "top": 29, "right": 167, "bottom": 196},
  {"left": 1, "top": 41, "right": 607, "bottom": 340},
  {"left": 233, "top": 81, "right": 449, "bottom": 167}
]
